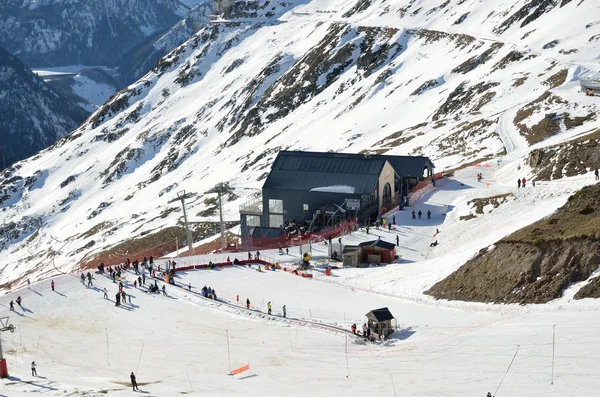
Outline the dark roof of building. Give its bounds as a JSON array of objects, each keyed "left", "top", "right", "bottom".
[
  {"left": 358, "top": 239, "right": 396, "bottom": 251},
  {"left": 262, "top": 151, "right": 434, "bottom": 194},
  {"left": 263, "top": 151, "right": 385, "bottom": 195},
  {"left": 342, "top": 245, "right": 361, "bottom": 254},
  {"left": 366, "top": 307, "right": 394, "bottom": 322}
]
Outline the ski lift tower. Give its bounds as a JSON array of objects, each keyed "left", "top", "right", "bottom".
[
  {"left": 205, "top": 183, "right": 229, "bottom": 250},
  {"left": 0, "top": 316, "right": 15, "bottom": 378},
  {"left": 171, "top": 191, "right": 195, "bottom": 257}
]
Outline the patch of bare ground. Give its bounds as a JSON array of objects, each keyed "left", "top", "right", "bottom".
[
  {"left": 529, "top": 128, "right": 600, "bottom": 180},
  {"left": 427, "top": 184, "right": 600, "bottom": 304}
]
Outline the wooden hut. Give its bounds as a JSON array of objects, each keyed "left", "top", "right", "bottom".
[
  {"left": 342, "top": 245, "right": 362, "bottom": 267},
  {"left": 366, "top": 307, "right": 395, "bottom": 339},
  {"left": 358, "top": 239, "right": 397, "bottom": 264}
]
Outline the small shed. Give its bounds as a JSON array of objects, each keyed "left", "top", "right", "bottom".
[
  {"left": 342, "top": 245, "right": 362, "bottom": 267},
  {"left": 366, "top": 307, "right": 395, "bottom": 339},
  {"left": 358, "top": 239, "right": 397, "bottom": 264}
]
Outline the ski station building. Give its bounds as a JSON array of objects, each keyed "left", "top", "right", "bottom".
[{"left": 239, "top": 151, "right": 434, "bottom": 246}]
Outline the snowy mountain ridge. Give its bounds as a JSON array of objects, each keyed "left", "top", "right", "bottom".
[{"left": 0, "top": 0, "right": 599, "bottom": 287}]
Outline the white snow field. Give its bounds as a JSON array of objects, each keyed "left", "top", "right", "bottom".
[{"left": 2, "top": 244, "right": 600, "bottom": 396}]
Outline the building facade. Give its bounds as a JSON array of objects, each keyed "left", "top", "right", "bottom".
[{"left": 239, "top": 151, "right": 434, "bottom": 238}]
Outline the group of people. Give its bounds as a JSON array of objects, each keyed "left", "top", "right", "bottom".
[
  {"left": 412, "top": 209, "right": 431, "bottom": 220},
  {"left": 81, "top": 272, "right": 93, "bottom": 287},
  {"left": 517, "top": 177, "right": 533, "bottom": 188},
  {"left": 201, "top": 285, "right": 217, "bottom": 299},
  {"left": 9, "top": 295, "right": 22, "bottom": 311},
  {"left": 350, "top": 322, "right": 375, "bottom": 342},
  {"left": 476, "top": 173, "right": 484, "bottom": 182}
]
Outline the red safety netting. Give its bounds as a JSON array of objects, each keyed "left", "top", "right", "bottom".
[{"left": 240, "top": 219, "right": 359, "bottom": 251}]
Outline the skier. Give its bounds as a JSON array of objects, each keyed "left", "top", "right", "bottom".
[
  {"left": 81, "top": 274, "right": 85, "bottom": 284},
  {"left": 103, "top": 288, "right": 108, "bottom": 299},
  {"left": 517, "top": 178, "right": 521, "bottom": 188},
  {"left": 248, "top": 252, "right": 252, "bottom": 260},
  {"left": 16, "top": 296, "right": 22, "bottom": 307},
  {"left": 138, "top": 276, "right": 142, "bottom": 286},
  {"left": 427, "top": 210, "right": 431, "bottom": 219},
  {"left": 522, "top": 177, "right": 526, "bottom": 188},
  {"left": 9, "top": 300, "right": 14, "bottom": 311},
  {"left": 351, "top": 323, "right": 356, "bottom": 334},
  {"left": 134, "top": 280, "right": 137, "bottom": 288},
  {"left": 532, "top": 179, "right": 536, "bottom": 187},
  {"left": 115, "top": 292, "right": 121, "bottom": 306},
  {"left": 282, "top": 305, "right": 286, "bottom": 318},
  {"left": 112, "top": 272, "right": 116, "bottom": 283},
  {"left": 418, "top": 210, "right": 422, "bottom": 219},
  {"left": 87, "top": 273, "right": 92, "bottom": 287},
  {"left": 162, "top": 285, "right": 167, "bottom": 296},
  {"left": 246, "top": 298, "right": 250, "bottom": 309},
  {"left": 51, "top": 279, "right": 55, "bottom": 291},
  {"left": 31, "top": 361, "right": 37, "bottom": 376},
  {"left": 267, "top": 301, "right": 272, "bottom": 315},
  {"left": 596, "top": 169, "right": 599, "bottom": 181},
  {"left": 362, "top": 323, "right": 368, "bottom": 338},
  {"left": 388, "top": 222, "right": 392, "bottom": 231},
  {"left": 286, "top": 248, "right": 289, "bottom": 255},
  {"left": 396, "top": 235, "right": 399, "bottom": 247},
  {"left": 121, "top": 290, "right": 126, "bottom": 302},
  {"left": 128, "top": 293, "right": 132, "bottom": 304},
  {"left": 142, "top": 274, "right": 146, "bottom": 285},
  {"left": 131, "top": 372, "right": 139, "bottom": 391},
  {"left": 392, "top": 215, "right": 396, "bottom": 224},
  {"left": 188, "top": 283, "right": 192, "bottom": 291},
  {"left": 412, "top": 210, "right": 416, "bottom": 220},
  {"left": 486, "top": 393, "right": 493, "bottom": 397},
  {"left": 256, "top": 251, "right": 260, "bottom": 260}
]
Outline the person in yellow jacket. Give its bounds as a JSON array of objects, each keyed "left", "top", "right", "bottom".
[{"left": 267, "top": 301, "right": 272, "bottom": 315}]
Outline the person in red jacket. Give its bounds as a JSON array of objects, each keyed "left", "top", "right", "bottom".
[
  {"left": 51, "top": 280, "right": 55, "bottom": 291},
  {"left": 522, "top": 177, "right": 526, "bottom": 187}
]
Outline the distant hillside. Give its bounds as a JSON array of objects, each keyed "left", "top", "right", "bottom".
[
  {"left": 118, "top": 1, "right": 212, "bottom": 84},
  {"left": 427, "top": 183, "right": 600, "bottom": 304},
  {"left": 0, "top": 46, "right": 87, "bottom": 167},
  {"left": 0, "top": 0, "right": 188, "bottom": 68}
]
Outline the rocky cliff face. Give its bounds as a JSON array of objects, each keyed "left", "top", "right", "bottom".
[
  {"left": 0, "top": 0, "right": 189, "bottom": 68},
  {"left": 0, "top": 46, "right": 88, "bottom": 168}
]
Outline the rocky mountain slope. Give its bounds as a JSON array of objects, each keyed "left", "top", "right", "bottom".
[
  {"left": 0, "top": 0, "right": 189, "bottom": 68},
  {"left": 118, "top": 1, "right": 213, "bottom": 84},
  {"left": 0, "top": 46, "right": 88, "bottom": 169},
  {"left": 0, "top": 0, "right": 599, "bottom": 287},
  {"left": 427, "top": 183, "right": 600, "bottom": 304}
]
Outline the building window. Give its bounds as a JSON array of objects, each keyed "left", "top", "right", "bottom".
[
  {"left": 269, "top": 199, "right": 283, "bottom": 213},
  {"left": 269, "top": 214, "right": 284, "bottom": 228},
  {"left": 246, "top": 215, "right": 261, "bottom": 227},
  {"left": 303, "top": 204, "right": 309, "bottom": 211}
]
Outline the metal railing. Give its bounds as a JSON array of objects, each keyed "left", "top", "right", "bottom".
[{"left": 239, "top": 197, "right": 263, "bottom": 214}]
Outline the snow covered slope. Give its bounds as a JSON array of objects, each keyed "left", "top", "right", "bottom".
[
  {"left": 0, "top": 0, "right": 189, "bottom": 68},
  {"left": 1, "top": 0, "right": 600, "bottom": 287},
  {"left": 0, "top": 46, "right": 88, "bottom": 168},
  {"left": 2, "top": 258, "right": 600, "bottom": 395}
]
